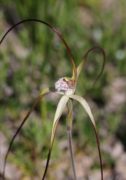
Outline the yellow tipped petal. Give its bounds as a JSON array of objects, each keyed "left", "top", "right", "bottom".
[
  {"left": 40, "top": 87, "right": 50, "bottom": 95},
  {"left": 77, "top": 61, "right": 83, "bottom": 79}
]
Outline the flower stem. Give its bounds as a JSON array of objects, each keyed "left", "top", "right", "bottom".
[{"left": 67, "top": 126, "right": 77, "bottom": 180}]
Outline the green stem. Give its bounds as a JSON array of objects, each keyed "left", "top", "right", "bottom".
[{"left": 67, "top": 126, "right": 77, "bottom": 180}]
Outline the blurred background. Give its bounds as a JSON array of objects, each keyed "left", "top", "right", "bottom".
[{"left": 0, "top": 0, "right": 126, "bottom": 179}]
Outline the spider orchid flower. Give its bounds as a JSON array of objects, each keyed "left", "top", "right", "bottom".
[{"left": 0, "top": 19, "right": 105, "bottom": 180}]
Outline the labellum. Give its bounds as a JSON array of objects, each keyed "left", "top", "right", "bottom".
[{"left": 55, "top": 77, "right": 75, "bottom": 95}]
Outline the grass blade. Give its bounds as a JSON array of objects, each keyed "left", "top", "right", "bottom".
[
  {"left": 2, "top": 88, "right": 50, "bottom": 180},
  {"left": 69, "top": 94, "right": 103, "bottom": 180}
]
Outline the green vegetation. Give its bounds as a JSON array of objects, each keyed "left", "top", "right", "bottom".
[{"left": 0, "top": 0, "right": 126, "bottom": 179}]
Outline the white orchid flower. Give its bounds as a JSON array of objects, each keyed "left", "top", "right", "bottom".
[{"left": 0, "top": 19, "right": 105, "bottom": 180}]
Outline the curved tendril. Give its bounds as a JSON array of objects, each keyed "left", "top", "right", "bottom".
[
  {"left": 78, "top": 47, "right": 106, "bottom": 86},
  {"left": 0, "top": 18, "right": 77, "bottom": 80},
  {"left": 2, "top": 90, "right": 50, "bottom": 180},
  {"left": 84, "top": 47, "right": 106, "bottom": 86}
]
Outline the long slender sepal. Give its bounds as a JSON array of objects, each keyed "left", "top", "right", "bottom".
[
  {"left": 41, "top": 139, "right": 54, "bottom": 180},
  {"left": 42, "top": 95, "right": 69, "bottom": 179},
  {"left": 0, "top": 18, "right": 77, "bottom": 80},
  {"left": 68, "top": 94, "right": 103, "bottom": 180},
  {"left": 77, "top": 47, "right": 106, "bottom": 86},
  {"left": 2, "top": 88, "right": 50, "bottom": 180},
  {"left": 51, "top": 96, "right": 69, "bottom": 144}
]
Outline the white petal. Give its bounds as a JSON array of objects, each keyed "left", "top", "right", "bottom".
[
  {"left": 68, "top": 94, "right": 96, "bottom": 127},
  {"left": 51, "top": 95, "right": 69, "bottom": 143}
]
